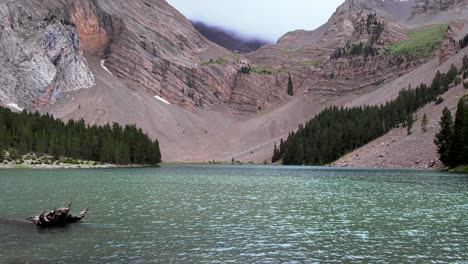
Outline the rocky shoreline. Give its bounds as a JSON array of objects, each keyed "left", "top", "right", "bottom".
[{"left": 0, "top": 153, "right": 148, "bottom": 169}]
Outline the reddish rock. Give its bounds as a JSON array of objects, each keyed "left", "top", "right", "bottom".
[
  {"left": 67, "top": 0, "right": 109, "bottom": 55},
  {"left": 439, "top": 26, "right": 460, "bottom": 65}
]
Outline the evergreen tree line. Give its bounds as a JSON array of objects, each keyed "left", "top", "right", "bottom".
[
  {"left": 273, "top": 62, "right": 462, "bottom": 165},
  {"left": 435, "top": 96, "right": 468, "bottom": 168},
  {"left": 462, "top": 55, "right": 468, "bottom": 87},
  {"left": 330, "top": 41, "right": 378, "bottom": 60},
  {"left": 0, "top": 107, "right": 161, "bottom": 165}
]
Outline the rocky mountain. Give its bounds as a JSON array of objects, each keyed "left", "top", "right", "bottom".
[
  {"left": 0, "top": 0, "right": 293, "bottom": 114},
  {"left": 412, "top": 0, "right": 468, "bottom": 16},
  {"left": 0, "top": 0, "right": 467, "bottom": 166},
  {"left": 191, "top": 21, "right": 269, "bottom": 54},
  {"left": 0, "top": 0, "right": 95, "bottom": 108},
  {"left": 248, "top": 0, "right": 415, "bottom": 104}
]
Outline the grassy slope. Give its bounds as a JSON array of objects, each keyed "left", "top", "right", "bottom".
[
  {"left": 386, "top": 24, "right": 449, "bottom": 60},
  {"left": 249, "top": 66, "right": 280, "bottom": 75}
]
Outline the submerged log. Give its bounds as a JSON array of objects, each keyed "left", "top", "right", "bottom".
[{"left": 26, "top": 201, "right": 88, "bottom": 228}]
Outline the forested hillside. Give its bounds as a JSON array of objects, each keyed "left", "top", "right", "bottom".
[
  {"left": 273, "top": 57, "right": 467, "bottom": 165},
  {"left": 0, "top": 107, "right": 161, "bottom": 165}
]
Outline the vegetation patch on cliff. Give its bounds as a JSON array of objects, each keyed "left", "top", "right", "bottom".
[
  {"left": 201, "top": 57, "right": 229, "bottom": 66},
  {"left": 385, "top": 24, "right": 449, "bottom": 60},
  {"left": 296, "top": 59, "right": 324, "bottom": 69},
  {"left": 239, "top": 65, "right": 280, "bottom": 75}
]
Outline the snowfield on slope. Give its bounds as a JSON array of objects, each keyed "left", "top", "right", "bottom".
[
  {"left": 154, "top": 95, "right": 171, "bottom": 105},
  {"left": 100, "top": 60, "right": 113, "bottom": 76}
]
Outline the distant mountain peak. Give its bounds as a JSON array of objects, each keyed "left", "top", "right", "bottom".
[{"left": 338, "top": 0, "right": 415, "bottom": 21}]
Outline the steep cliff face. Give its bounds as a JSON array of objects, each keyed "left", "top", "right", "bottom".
[
  {"left": 0, "top": 0, "right": 94, "bottom": 109},
  {"left": 0, "top": 0, "right": 294, "bottom": 115},
  {"left": 229, "top": 72, "right": 290, "bottom": 114},
  {"left": 62, "top": 0, "right": 241, "bottom": 110},
  {"left": 412, "top": 0, "right": 468, "bottom": 16},
  {"left": 439, "top": 24, "right": 461, "bottom": 64},
  {"left": 66, "top": 0, "right": 109, "bottom": 55}
]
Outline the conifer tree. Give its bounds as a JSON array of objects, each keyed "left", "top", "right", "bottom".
[
  {"left": 435, "top": 108, "right": 453, "bottom": 165},
  {"left": 407, "top": 114, "right": 414, "bottom": 135},
  {"left": 287, "top": 75, "right": 294, "bottom": 96},
  {"left": 447, "top": 97, "right": 467, "bottom": 166},
  {"left": 421, "top": 113, "right": 428, "bottom": 132},
  {"left": 272, "top": 142, "right": 279, "bottom": 163}
]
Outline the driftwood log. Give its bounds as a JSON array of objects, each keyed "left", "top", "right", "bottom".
[{"left": 26, "top": 201, "right": 88, "bottom": 228}]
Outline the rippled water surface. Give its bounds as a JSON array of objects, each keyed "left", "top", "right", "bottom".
[{"left": 0, "top": 165, "right": 467, "bottom": 263}]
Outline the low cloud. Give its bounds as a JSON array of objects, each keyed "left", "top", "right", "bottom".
[{"left": 167, "top": 0, "right": 344, "bottom": 42}]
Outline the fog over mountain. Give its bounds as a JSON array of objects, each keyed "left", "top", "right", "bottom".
[
  {"left": 191, "top": 20, "right": 270, "bottom": 53},
  {"left": 166, "top": 0, "right": 345, "bottom": 42}
]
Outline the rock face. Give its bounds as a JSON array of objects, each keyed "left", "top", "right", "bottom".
[
  {"left": 229, "top": 72, "right": 290, "bottom": 114},
  {"left": 84, "top": 0, "right": 241, "bottom": 110},
  {"left": 1, "top": 0, "right": 453, "bottom": 114},
  {"left": 412, "top": 0, "right": 468, "bottom": 16},
  {"left": 439, "top": 25, "right": 460, "bottom": 64},
  {"left": 0, "top": 0, "right": 295, "bottom": 114},
  {"left": 66, "top": 0, "right": 109, "bottom": 55},
  {"left": 0, "top": 0, "right": 94, "bottom": 108}
]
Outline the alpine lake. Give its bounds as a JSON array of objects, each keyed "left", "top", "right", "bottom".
[{"left": 0, "top": 165, "right": 467, "bottom": 263}]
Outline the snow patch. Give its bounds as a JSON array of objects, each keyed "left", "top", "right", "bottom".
[
  {"left": 100, "top": 60, "right": 113, "bottom": 76},
  {"left": 6, "top": 103, "right": 23, "bottom": 111},
  {"left": 154, "top": 95, "right": 171, "bottom": 105}
]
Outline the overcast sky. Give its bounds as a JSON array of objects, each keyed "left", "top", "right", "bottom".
[{"left": 166, "top": 0, "right": 345, "bottom": 42}]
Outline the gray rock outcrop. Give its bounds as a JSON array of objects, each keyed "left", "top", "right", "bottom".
[
  {"left": 0, "top": 1, "right": 94, "bottom": 108},
  {"left": 412, "top": 0, "right": 468, "bottom": 16}
]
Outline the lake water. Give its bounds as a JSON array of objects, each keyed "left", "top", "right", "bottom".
[{"left": 0, "top": 165, "right": 467, "bottom": 263}]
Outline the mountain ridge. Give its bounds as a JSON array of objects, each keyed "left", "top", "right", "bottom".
[{"left": 0, "top": 0, "right": 467, "bottom": 165}]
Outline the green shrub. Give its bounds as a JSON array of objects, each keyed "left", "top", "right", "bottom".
[
  {"left": 385, "top": 24, "right": 448, "bottom": 60},
  {"left": 201, "top": 57, "right": 228, "bottom": 66},
  {"left": 239, "top": 65, "right": 279, "bottom": 75},
  {"left": 435, "top": 97, "right": 444, "bottom": 105},
  {"left": 63, "top": 158, "right": 79, "bottom": 164}
]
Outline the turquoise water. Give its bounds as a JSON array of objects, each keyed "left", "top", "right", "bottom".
[{"left": 0, "top": 165, "right": 467, "bottom": 263}]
